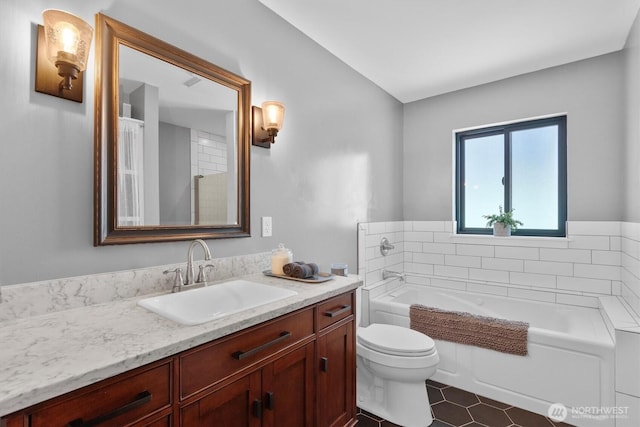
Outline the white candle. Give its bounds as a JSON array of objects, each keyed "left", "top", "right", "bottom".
[{"left": 271, "top": 244, "right": 292, "bottom": 275}]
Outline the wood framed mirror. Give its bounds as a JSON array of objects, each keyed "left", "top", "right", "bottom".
[{"left": 94, "top": 13, "right": 251, "bottom": 245}]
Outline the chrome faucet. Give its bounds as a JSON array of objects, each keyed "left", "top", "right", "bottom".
[
  {"left": 186, "top": 239, "right": 212, "bottom": 285},
  {"left": 382, "top": 269, "right": 405, "bottom": 281}
]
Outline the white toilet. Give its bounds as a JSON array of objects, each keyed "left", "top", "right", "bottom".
[{"left": 356, "top": 319, "right": 439, "bottom": 426}]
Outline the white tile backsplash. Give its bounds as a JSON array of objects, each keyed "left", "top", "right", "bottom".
[
  {"left": 413, "top": 252, "right": 445, "bottom": 265},
  {"left": 507, "top": 287, "right": 556, "bottom": 303},
  {"left": 539, "top": 248, "right": 591, "bottom": 263},
  {"left": 494, "top": 246, "right": 540, "bottom": 260},
  {"left": 422, "top": 242, "right": 456, "bottom": 254},
  {"left": 466, "top": 282, "right": 509, "bottom": 296},
  {"left": 569, "top": 235, "right": 611, "bottom": 250},
  {"left": 524, "top": 260, "right": 574, "bottom": 276},
  {"left": 434, "top": 264, "right": 469, "bottom": 279},
  {"left": 444, "top": 254, "right": 482, "bottom": 268},
  {"left": 455, "top": 244, "right": 495, "bottom": 257},
  {"left": 405, "top": 231, "right": 435, "bottom": 242},
  {"left": 481, "top": 257, "right": 524, "bottom": 272},
  {"left": 404, "top": 241, "right": 423, "bottom": 253},
  {"left": 508, "top": 271, "right": 556, "bottom": 288},
  {"left": 556, "top": 292, "right": 600, "bottom": 308},
  {"left": 428, "top": 277, "right": 467, "bottom": 291},
  {"left": 405, "top": 262, "right": 435, "bottom": 276},
  {"left": 358, "top": 220, "right": 640, "bottom": 315},
  {"left": 592, "top": 250, "right": 622, "bottom": 266},
  {"left": 557, "top": 276, "right": 612, "bottom": 294},
  {"left": 574, "top": 264, "right": 621, "bottom": 281},
  {"left": 469, "top": 268, "right": 510, "bottom": 284}
]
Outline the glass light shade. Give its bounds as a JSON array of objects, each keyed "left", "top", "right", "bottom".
[
  {"left": 42, "top": 9, "right": 93, "bottom": 72},
  {"left": 261, "top": 101, "right": 285, "bottom": 131}
]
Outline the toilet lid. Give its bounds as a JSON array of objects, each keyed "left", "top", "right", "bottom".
[{"left": 357, "top": 324, "right": 436, "bottom": 357}]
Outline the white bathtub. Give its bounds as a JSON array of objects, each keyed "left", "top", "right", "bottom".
[{"left": 368, "top": 284, "right": 615, "bottom": 427}]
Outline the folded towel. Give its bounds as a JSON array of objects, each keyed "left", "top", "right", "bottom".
[
  {"left": 283, "top": 262, "right": 319, "bottom": 279},
  {"left": 410, "top": 304, "right": 529, "bottom": 356},
  {"left": 292, "top": 263, "right": 313, "bottom": 278},
  {"left": 283, "top": 261, "right": 304, "bottom": 276},
  {"left": 307, "top": 263, "right": 319, "bottom": 276}
]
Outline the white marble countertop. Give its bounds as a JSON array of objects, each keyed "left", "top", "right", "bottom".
[{"left": 0, "top": 273, "right": 361, "bottom": 417}]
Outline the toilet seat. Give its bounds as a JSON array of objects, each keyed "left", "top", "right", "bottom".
[{"left": 357, "top": 324, "right": 436, "bottom": 357}]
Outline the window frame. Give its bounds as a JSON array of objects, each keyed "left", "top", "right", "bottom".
[{"left": 455, "top": 115, "right": 567, "bottom": 237}]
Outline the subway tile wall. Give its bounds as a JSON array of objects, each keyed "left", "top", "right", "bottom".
[
  {"left": 359, "top": 221, "right": 640, "bottom": 317},
  {"left": 190, "top": 129, "right": 229, "bottom": 176},
  {"left": 621, "top": 222, "right": 640, "bottom": 319}
]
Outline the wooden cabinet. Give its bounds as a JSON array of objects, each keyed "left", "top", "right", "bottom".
[
  {"left": 317, "top": 293, "right": 356, "bottom": 427},
  {"left": 181, "top": 342, "right": 315, "bottom": 427},
  {"left": 2, "top": 290, "right": 356, "bottom": 427},
  {"left": 180, "top": 370, "right": 261, "bottom": 427},
  {"left": 262, "top": 342, "right": 315, "bottom": 427},
  {"left": 179, "top": 308, "right": 316, "bottom": 427},
  {"left": 179, "top": 308, "right": 314, "bottom": 400},
  {"left": 2, "top": 359, "right": 173, "bottom": 427}
]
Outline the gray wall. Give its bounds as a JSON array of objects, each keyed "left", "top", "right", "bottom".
[
  {"left": 130, "top": 83, "right": 160, "bottom": 224},
  {"left": 624, "top": 9, "right": 640, "bottom": 222},
  {"left": 403, "top": 52, "right": 625, "bottom": 221},
  {"left": 0, "top": 0, "right": 403, "bottom": 285},
  {"left": 158, "top": 122, "right": 191, "bottom": 225}
]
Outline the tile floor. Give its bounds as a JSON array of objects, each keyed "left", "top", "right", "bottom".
[{"left": 356, "top": 380, "right": 574, "bottom": 427}]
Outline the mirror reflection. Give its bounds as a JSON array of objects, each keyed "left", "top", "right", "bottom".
[
  {"left": 117, "top": 46, "right": 238, "bottom": 227},
  {"left": 94, "top": 13, "right": 251, "bottom": 245}
]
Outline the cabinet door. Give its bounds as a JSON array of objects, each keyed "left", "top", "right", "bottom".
[
  {"left": 317, "top": 321, "right": 355, "bottom": 427},
  {"left": 261, "top": 342, "right": 315, "bottom": 427},
  {"left": 180, "top": 370, "right": 261, "bottom": 427}
]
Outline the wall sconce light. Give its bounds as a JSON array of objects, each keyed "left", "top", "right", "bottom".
[
  {"left": 35, "top": 9, "right": 93, "bottom": 103},
  {"left": 252, "top": 101, "right": 285, "bottom": 148}
]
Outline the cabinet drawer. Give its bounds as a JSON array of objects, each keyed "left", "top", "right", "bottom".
[
  {"left": 317, "top": 292, "right": 354, "bottom": 331},
  {"left": 29, "top": 361, "right": 172, "bottom": 427},
  {"left": 180, "top": 307, "right": 314, "bottom": 399}
]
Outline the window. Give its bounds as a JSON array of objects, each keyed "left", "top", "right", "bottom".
[{"left": 455, "top": 116, "right": 567, "bottom": 237}]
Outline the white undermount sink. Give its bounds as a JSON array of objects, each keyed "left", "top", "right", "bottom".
[{"left": 137, "top": 280, "right": 297, "bottom": 325}]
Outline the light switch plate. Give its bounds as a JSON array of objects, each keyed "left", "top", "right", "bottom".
[{"left": 262, "top": 216, "right": 273, "bottom": 237}]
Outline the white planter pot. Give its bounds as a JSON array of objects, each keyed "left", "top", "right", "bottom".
[{"left": 493, "top": 223, "right": 511, "bottom": 236}]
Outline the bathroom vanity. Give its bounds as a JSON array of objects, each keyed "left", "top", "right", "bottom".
[{"left": 0, "top": 275, "right": 358, "bottom": 427}]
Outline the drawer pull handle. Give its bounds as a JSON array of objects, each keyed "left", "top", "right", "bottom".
[
  {"left": 231, "top": 331, "right": 292, "bottom": 360},
  {"left": 265, "top": 391, "right": 275, "bottom": 410},
  {"left": 324, "top": 305, "right": 351, "bottom": 318},
  {"left": 320, "top": 357, "right": 329, "bottom": 372},
  {"left": 253, "top": 399, "right": 263, "bottom": 418},
  {"left": 67, "top": 390, "right": 152, "bottom": 427}
]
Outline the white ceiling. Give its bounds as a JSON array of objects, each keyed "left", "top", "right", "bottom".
[{"left": 258, "top": 0, "right": 640, "bottom": 103}]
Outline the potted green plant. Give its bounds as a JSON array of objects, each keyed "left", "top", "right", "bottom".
[{"left": 483, "top": 205, "right": 523, "bottom": 236}]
